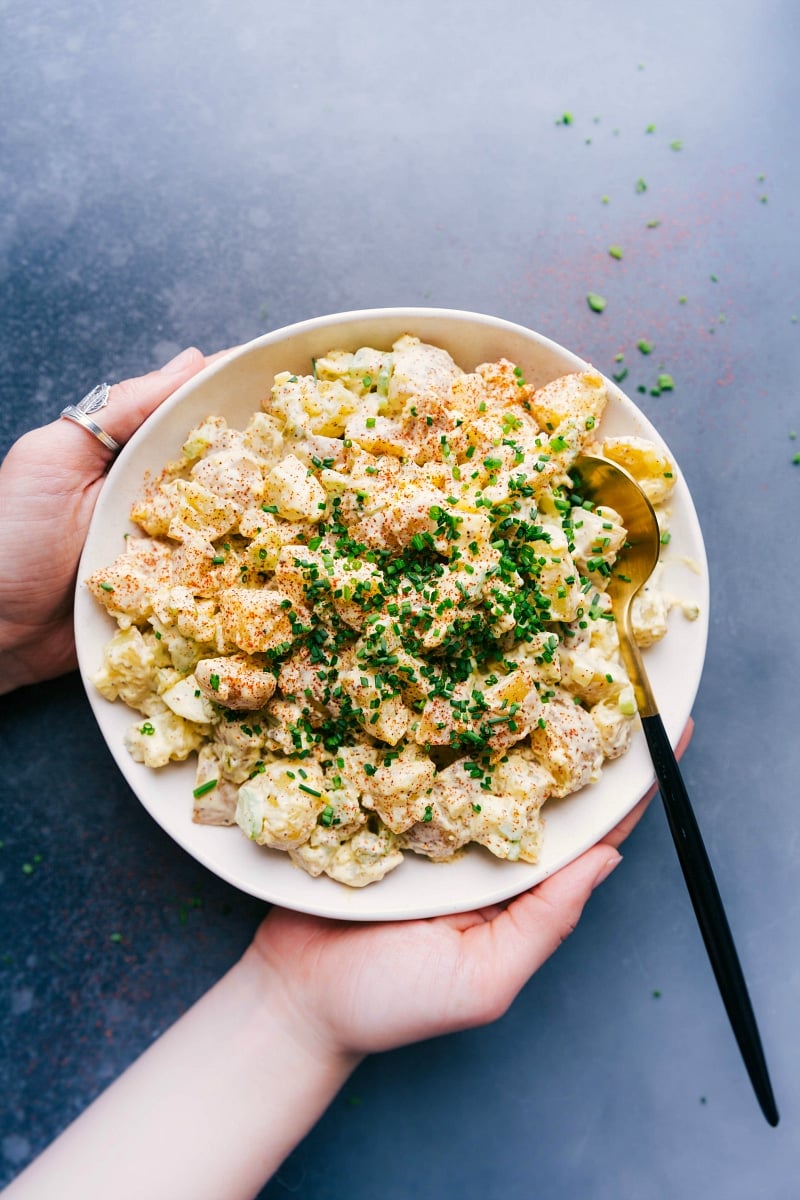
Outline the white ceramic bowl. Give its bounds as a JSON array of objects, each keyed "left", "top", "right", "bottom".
[{"left": 75, "top": 308, "right": 709, "bottom": 920}]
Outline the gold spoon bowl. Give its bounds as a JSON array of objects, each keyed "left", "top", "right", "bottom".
[{"left": 571, "top": 454, "right": 661, "bottom": 717}]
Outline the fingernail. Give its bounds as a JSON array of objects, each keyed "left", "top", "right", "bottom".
[
  {"left": 592, "top": 852, "right": 622, "bottom": 891},
  {"left": 160, "top": 347, "right": 200, "bottom": 375}
]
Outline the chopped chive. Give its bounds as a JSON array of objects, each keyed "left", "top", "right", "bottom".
[
  {"left": 193, "top": 779, "right": 218, "bottom": 798},
  {"left": 587, "top": 292, "right": 607, "bottom": 313}
]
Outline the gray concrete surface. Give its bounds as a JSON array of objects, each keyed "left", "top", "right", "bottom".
[{"left": 1, "top": 2, "right": 798, "bottom": 1196}]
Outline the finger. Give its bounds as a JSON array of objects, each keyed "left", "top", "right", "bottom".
[
  {"left": 604, "top": 716, "right": 695, "bottom": 849},
  {"left": 55, "top": 346, "right": 207, "bottom": 473},
  {"left": 462, "top": 844, "right": 622, "bottom": 1012},
  {"left": 103, "top": 347, "right": 207, "bottom": 440},
  {"left": 204, "top": 344, "right": 246, "bottom": 365},
  {"left": 673, "top": 715, "right": 695, "bottom": 758},
  {"left": 603, "top": 794, "right": 652, "bottom": 849}
]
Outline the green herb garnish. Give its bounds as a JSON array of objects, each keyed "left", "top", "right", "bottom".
[{"left": 193, "top": 779, "right": 218, "bottom": 798}]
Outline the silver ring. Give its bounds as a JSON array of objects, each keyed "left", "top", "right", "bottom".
[{"left": 60, "top": 384, "right": 121, "bottom": 453}]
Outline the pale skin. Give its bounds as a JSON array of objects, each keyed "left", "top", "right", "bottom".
[{"left": 0, "top": 351, "right": 692, "bottom": 1200}]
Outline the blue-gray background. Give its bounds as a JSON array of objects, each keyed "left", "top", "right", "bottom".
[{"left": 1, "top": 2, "right": 798, "bottom": 1196}]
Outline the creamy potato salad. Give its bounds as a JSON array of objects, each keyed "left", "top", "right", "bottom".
[{"left": 87, "top": 336, "right": 684, "bottom": 887}]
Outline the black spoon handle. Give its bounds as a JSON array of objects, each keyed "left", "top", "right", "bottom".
[{"left": 641, "top": 712, "right": 779, "bottom": 1127}]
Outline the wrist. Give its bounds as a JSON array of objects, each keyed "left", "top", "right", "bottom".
[
  {"left": 237, "top": 940, "right": 364, "bottom": 1078},
  {"left": 6, "top": 933, "right": 362, "bottom": 1200}
]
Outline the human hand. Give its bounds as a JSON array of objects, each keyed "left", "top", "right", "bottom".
[
  {"left": 0, "top": 347, "right": 215, "bottom": 693},
  {"left": 249, "top": 721, "right": 693, "bottom": 1059}
]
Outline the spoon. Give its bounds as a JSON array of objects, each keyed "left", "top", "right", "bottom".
[{"left": 572, "top": 454, "right": 779, "bottom": 1128}]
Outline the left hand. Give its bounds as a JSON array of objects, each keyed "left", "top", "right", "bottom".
[{"left": 0, "top": 347, "right": 212, "bottom": 693}]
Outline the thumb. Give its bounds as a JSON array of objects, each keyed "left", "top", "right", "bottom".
[
  {"left": 469, "top": 844, "right": 622, "bottom": 1008},
  {"left": 54, "top": 346, "right": 207, "bottom": 475}
]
